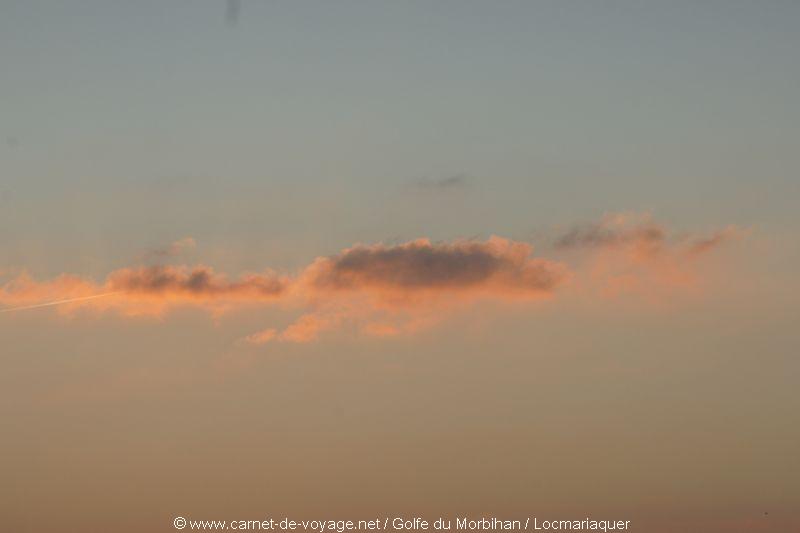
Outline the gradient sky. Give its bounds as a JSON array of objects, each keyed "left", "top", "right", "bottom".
[{"left": 1, "top": 2, "right": 799, "bottom": 532}]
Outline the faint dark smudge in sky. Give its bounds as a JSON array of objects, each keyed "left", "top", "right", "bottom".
[
  {"left": 413, "top": 174, "right": 470, "bottom": 191},
  {"left": 226, "top": 0, "right": 241, "bottom": 27}
]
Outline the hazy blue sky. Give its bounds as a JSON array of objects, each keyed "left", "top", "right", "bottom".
[{"left": 3, "top": 0, "right": 799, "bottom": 276}]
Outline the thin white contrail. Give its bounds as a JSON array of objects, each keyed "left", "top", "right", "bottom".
[{"left": 0, "top": 292, "right": 119, "bottom": 314}]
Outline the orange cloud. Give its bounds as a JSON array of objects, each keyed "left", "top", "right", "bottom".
[
  {"left": 243, "top": 237, "right": 568, "bottom": 344},
  {"left": 0, "top": 273, "right": 103, "bottom": 311},
  {"left": 0, "top": 217, "right": 741, "bottom": 342},
  {"left": 0, "top": 265, "right": 287, "bottom": 317},
  {"left": 107, "top": 265, "right": 286, "bottom": 300},
  {"left": 304, "top": 236, "right": 566, "bottom": 297}
]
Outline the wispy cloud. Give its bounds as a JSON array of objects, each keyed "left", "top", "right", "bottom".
[
  {"left": 554, "top": 213, "right": 665, "bottom": 253},
  {"left": 552, "top": 212, "right": 743, "bottom": 298},
  {"left": 553, "top": 212, "right": 740, "bottom": 259},
  {"left": 143, "top": 237, "right": 197, "bottom": 262},
  {"left": 685, "top": 226, "right": 742, "bottom": 257}
]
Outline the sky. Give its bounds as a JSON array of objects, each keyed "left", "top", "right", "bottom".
[{"left": 1, "top": 2, "right": 799, "bottom": 532}]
